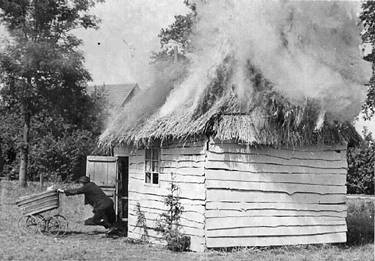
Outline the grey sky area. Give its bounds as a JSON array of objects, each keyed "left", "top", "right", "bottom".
[
  {"left": 75, "top": 0, "right": 188, "bottom": 87},
  {"left": 0, "top": 1, "right": 374, "bottom": 133}
]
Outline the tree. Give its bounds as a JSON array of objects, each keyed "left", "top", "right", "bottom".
[
  {"left": 151, "top": 0, "right": 197, "bottom": 62},
  {"left": 0, "top": 0, "right": 103, "bottom": 186},
  {"left": 360, "top": 1, "right": 375, "bottom": 119},
  {"left": 347, "top": 128, "right": 375, "bottom": 194}
]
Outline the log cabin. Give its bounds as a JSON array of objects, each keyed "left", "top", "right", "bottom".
[{"left": 97, "top": 89, "right": 360, "bottom": 251}]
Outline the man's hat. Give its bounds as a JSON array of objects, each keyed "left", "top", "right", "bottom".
[{"left": 78, "top": 176, "right": 90, "bottom": 183}]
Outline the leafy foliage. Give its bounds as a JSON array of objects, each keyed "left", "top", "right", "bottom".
[
  {"left": 347, "top": 129, "right": 375, "bottom": 194},
  {"left": 0, "top": 84, "right": 109, "bottom": 182},
  {"left": 346, "top": 199, "right": 374, "bottom": 245},
  {"left": 0, "top": 0, "right": 102, "bottom": 185},
  {"left": 134, "top": 202, "right": 148, "bottom": 242},
  {"left": 155, "top": 182, "right": 190, "bottom": 252},
  {"left": 151, "top": 0, "right": 196, "bottom": 62},
  {"left": 360, "top": 1, "right": 375, "bottom": 119}
]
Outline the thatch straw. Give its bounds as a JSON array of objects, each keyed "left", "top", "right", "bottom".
[{"left": 99, "top": 57, "right": 361, "bottom": 148}]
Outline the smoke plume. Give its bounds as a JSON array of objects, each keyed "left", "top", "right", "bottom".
[
  {"left": 159, "top": 0, "right": 371, "bottom": 122},
  {"left": 103, "top": 0, "right": 372, "bottom": 143}
]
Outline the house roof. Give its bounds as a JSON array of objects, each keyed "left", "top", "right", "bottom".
[
  {"left": 99, "top": 61, "right": 361, "bottom": 148},
  {"left": 89, "top": 83, "right": 140, "bottom": 108},
  {"left": 99, "top": 83, "right": 361, "bottom": 148}
]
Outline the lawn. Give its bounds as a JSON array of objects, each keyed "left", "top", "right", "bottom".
[{"left": 0, "top": 180, "right": 373, "bottom": 261}]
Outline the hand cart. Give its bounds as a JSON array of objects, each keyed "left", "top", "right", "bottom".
[{"left": 16, "top": 190, "right": 68, "bottom": 236}]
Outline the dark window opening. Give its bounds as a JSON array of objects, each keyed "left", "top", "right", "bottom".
[{"left": 145, "top": 147, "right": 160, "bottom": 184}]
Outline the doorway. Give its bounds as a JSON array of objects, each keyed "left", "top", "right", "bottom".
[{"left": 117, "top": 157, "right": 128, "bottom": 233}]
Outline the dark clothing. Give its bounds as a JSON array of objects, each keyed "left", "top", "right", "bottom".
[
  {"left": 65, "top": 182, "right": 112, "bottom": 208},
  {"left": 84, "top": 202, "right": 116, "bottom": 228},
  {"left": 65, "top": 182, "right": 116, "bottom": 228}
]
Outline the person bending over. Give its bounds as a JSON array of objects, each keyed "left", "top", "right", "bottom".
[{"left": 58, "top": 176, "right": 116, "bottom": 232}]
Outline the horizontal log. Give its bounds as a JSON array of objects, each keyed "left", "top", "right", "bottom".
[
  {"left": 128, "top": 214, "right": 204, "bottom": 236},
  {"left": 158, "top": 167, "right": 205, "bottom": 176},
  {"left": 206, "top": 209, "right": 346, "bottom": 218},
  {"left": 209, "top": 142, "right": 347, "bottom": 152},
  {"left": 129, "top": 166, "right": 205, "bottom": 177},
  {"left": 208, "top": 144, "right": 346, "bottom": 161},
  {"left": 128, "top": 198, "right": 206, "bottom": 213},
  {"left": 205, "top": 202, "right": 347, "bottom": 212},
  {"left": 207, "top": 151, "right": 346, "bottom": 169},
  {"left": 128, "top": 190, "right": 206, "bottom": 204},
  {"left": 206, "top": 216, "right": 345, "bottom": 230},
  {"left": 161, "top": 154, "right": 206, "bottom": 162},
  {"left": 160, "top": 161, "right": 205, "bottom": 169},
  {"left": 129, "top": 155, "right": 145, "bottom": 164},
  {"left": 129, "top": 174, "right": 205, "bottom": 184},
  {"left": 205, "top": 170, "right": 346, "bottom": 186},
  {"left": 161, "top": 147, "right": 206, "bottom": 156},
  {"left": 206, "top": 190, "right": 346, "bottom": 204},
  {"left": 206, "top": 180, "right": 346, "bottom": 195},
  {"left": 206, "top": 225, "right": 347, "bottom": 237},
  {"left": 206, "top": 232, "right": 346, "bottom": 248},
  {"left": 128, "top": 202, "right": 205, "bottom": 224},
  {"left": 130, "top": 159, "right": 205, "bottom": 168},
  {"left": 129, "top": 180, "right": 205, "bottom": 200},
  {"left": 205, "top": 161, "right": 347, "bottom": 174}
]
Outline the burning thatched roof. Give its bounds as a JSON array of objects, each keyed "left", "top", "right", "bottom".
[
  {"left": 99, "top": 78, "right": 361, "bottom": 148},
  {"left": 99, "top": 1, "right": 367, "bottom": 148}
]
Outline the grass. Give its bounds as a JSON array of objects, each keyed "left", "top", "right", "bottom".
[
  {"left": 0, "top": 180, "right": 374, "bottom": 261},
  {"left": 347, "top": 197, "right": 374, "bottom": 245}
]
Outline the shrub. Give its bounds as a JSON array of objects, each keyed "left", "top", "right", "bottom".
[
  {"left": 156, "top": 182, "right": 190, "bottom": 252},
  {"left": 347, "top": 129, "right": 374, "bottom": 195},
  {"left": 134, "top": 202, "right": 148, "bottom": 242},
  {"left": 29, "top": 130, "right": 97, "bottom": 182},
  {"left": 346, "top": 198, "right": 374, "bottom": 245}
]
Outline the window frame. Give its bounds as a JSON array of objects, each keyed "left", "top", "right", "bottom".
[{"left": 144, "top": 147, "right": 160, "bottom": 185}]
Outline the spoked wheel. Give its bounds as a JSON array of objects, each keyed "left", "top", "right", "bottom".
[
  {"left": 18, "top": 215, "right": 43, "bottom": 234},
  {"left": 46, "top": 214, "right": 68, "bottom": 236}
]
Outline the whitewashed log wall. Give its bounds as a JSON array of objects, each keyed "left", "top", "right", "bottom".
[
  {"left": 120, "top": 140, "right": 207, "bottom": 252},
  {"left": 205, "top": 140, "right": 348, "bottom": 248}
]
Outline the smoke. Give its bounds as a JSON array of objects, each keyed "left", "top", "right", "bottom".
[
  {"left": 102, "top": 59, "right": 188, "bottom": 139},
  {"left": 159, "top": 0, "right": 371, "bottom": 122}
]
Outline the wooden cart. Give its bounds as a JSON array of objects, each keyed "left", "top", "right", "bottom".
[{"left": 16, "top": 190, "right": 68, "bottom": 235}]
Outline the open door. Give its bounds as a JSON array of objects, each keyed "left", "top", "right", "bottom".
[
  {"left": 117, "top": 157, "right": 129, "bottom": 231},
  {"left": 86, "top": 156, "right": 128, "bottom": 232},
  {"left": 86, "top": 156, "right": 117, "bottom": 200}
]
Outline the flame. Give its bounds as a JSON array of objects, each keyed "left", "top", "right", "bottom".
[{"left": 158, "top": 0, "right": 371, "bottom": 122}]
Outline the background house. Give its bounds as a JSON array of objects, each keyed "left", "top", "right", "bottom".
[{"left": 89, "top": 83, "right": 140, "bottom": 109}]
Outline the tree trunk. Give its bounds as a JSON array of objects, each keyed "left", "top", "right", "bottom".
[
  {"left": 39, "top": 172, "right": 44, "bottom": 188},
  {"left": 19, "top": 112, "right": 30, "bottom": 187}
]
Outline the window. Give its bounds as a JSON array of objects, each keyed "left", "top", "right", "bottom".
[{"left": 145, "top": 148, "right": 160, "bottom": 184}]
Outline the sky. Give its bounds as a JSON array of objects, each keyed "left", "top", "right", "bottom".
[
  {"left": 0, "top": 0, "right": 374, "bottom": 134},
  {"left": 75, "top": 0, "right": 189, "bottom": 88}
]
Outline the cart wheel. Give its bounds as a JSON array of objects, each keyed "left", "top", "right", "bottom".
[
  {"left": 34, "top": 214, "right": 48, "bottom": 234},
  {"left": 18, "top": 215, "right": 41, "bottom": 234},
  {"left": 46, "top": 214, "right": 68, "bottom": 236}
]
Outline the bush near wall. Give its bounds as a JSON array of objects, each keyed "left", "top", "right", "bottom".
[
  {"left": 28, "top": 130, "right": 97, "bottom": 182},
  {"left": 347, "top": 130, "right": 374, "bottom": 195},
  {"left": 346, "top": 198, "right": 374, "bottom": 245}
]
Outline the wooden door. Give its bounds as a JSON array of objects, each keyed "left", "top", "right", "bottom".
[
  {"left": 86, "top": 156, "right": 118, "bottom": 213},
  {"left": 117, "top": 157, "right": 129, "bottom": 225}
]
